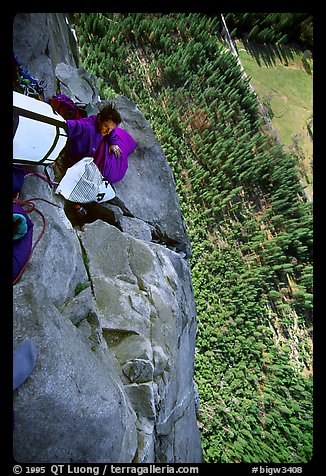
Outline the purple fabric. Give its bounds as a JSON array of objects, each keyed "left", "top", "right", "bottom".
[
  {"left": 66, "top": 115, "right": 103, "bottom": 161},
  {"left": 66, "top": 116, "right": 137, "bottom": 183},
  {"left": 94, "top": 127, "right": 137, "bottom": 183},
  {"left": 13, "top": 168, "right": 26, "bottom": 194},
  {"left": 13, "top": 203, "right": 33, "bottom": 281}
]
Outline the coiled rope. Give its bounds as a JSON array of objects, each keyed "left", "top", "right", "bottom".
[{"left": 13, "top": 168, "right": 61, "bottom": 285}]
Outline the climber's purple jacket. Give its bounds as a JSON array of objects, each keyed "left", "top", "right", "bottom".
[
  {"left": 13, "top": 203, "right": 34, "bottom": 282},
  {"left": 66, "top": 115, "right": 137, "bottom": 183}
]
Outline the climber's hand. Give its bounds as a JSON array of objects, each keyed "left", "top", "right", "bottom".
[{"left": 109, "top": 145, "right": 122, "bottom": 157}]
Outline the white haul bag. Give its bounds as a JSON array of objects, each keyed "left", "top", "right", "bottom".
[{"left": 13, "top": 91, "right": 68, "bottom": 165}]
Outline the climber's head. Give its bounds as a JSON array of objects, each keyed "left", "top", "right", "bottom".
[{"left": 97, "top": 103, "right": 121, "bottom": 136}]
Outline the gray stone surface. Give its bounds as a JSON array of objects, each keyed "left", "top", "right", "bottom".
[
  {"left": 119, "top": 216, "right": 153, "bottom": 242},
  {"left": 79, "top": 221, "right": 202, "bottom": 462},
  {"left": 55, "top": 62, "right": 98, "bottom": 104},
  {"left": 13, "top": 289, "right": 138, "bottom": 463},
  {"left": 13, "top": 13, "right": 80, "bottom": 101}
]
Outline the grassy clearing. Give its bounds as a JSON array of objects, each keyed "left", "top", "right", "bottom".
[{"left": 236, "top": 40, "right": 313, "bottom": 198}]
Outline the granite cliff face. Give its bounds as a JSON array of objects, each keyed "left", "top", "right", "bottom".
[{"left": 13, "top": 13, "right": 202, "bottom": 463}]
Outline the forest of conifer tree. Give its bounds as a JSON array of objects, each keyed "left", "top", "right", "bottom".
[{"left": 71, "top": 13, "right": 313, "bottom": 463}]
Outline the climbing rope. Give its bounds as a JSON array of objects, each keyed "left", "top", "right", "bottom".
[
  {"left": 13, "top": 165, "right": 59, "bottom": 187},
  {"left": 13, "top": 195, "right": 62, "bottom": 285}
]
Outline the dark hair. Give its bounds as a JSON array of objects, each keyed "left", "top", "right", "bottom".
[{"left": 98, "top": 103, "right": 121, "bottom": 125}]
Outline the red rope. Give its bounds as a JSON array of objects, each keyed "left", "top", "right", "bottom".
[
  {"left": 13, "top": 165, "right": 59, "bottom": 186},
  {"left": 13, "top": 196, "right": 62, "bottom": 285}
]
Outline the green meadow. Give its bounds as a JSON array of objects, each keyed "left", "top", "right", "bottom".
[{"left": 236, "top": 40, "right": 313, "bottom": 198}]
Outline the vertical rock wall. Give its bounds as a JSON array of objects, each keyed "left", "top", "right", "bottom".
[{"left": 13, "top": 13, "right": 202, "bottom": 463}]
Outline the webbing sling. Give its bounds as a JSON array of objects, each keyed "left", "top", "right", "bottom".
[{"left": 13, "top": 105, "right": 68, "bottom": 164}]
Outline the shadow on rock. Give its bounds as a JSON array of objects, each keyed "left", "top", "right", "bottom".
[{"left": 64, "top": 200, "right": 122, "bottom": 230}]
